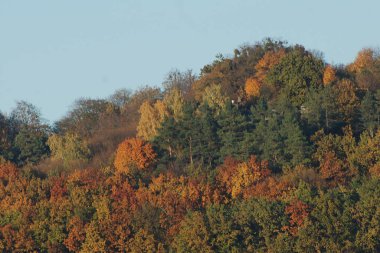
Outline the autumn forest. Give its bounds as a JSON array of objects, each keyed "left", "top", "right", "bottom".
[{"left": 1, "top": 39, "right": 380, "bottom": 252}]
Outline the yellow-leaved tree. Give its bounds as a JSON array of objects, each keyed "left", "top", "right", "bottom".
[
  {"left": 163, "top": 87, "right": 184, "bottom": 120},
  {"left": 47, "top": 133, "right": 91, "bottom": 168},
  {"left": 137, "top": 100, "right": 168, "bottom": 141},
  {"left": 202, "top": 84, "right": 228, "bottom": 115},
  {"left": 217, "top": 156, "right": 271, "bottom": 198}
]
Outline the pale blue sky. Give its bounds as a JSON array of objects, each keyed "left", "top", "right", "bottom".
[{"left": 1, "top": 0, "right": 379, "bottom": 122}]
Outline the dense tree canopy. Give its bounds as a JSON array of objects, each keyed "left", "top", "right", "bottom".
[{"left": 0, "top": 39, "right": 380, "bottom": 252}]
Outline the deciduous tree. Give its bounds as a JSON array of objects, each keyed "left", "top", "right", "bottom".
[
  {"left": 323, "top": 65, "right": 336, "bottom": 85},
  {"left": 114, "top": 138, "right": 156, "bottom": 175},
  {"left": 137, "top": 100, "right": 168, "bottom": 141}
]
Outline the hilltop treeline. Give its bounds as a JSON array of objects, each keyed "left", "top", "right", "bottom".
[{"left": 0, "top": 39, "right": 380, "bottom": 252}]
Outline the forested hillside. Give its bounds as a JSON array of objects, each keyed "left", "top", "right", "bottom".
[{"left": 1, "top": 39, "right": 380, "bottom": 252}]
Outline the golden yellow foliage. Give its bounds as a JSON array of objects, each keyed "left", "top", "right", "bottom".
[
  {"left": 202, "top": 84, "right": 228, "bottom": 114},
  {"left": 163, "top": 88, "right": 184, "bottom": 120},
  {"left": 217, "top": 156, "right": 271, "bottom": 198},
  {"left": 47, "top": 133, "right": 90, "bottom": 166},
  {"left": 137, "top": 100, "right": 168, "bottom": 141}
]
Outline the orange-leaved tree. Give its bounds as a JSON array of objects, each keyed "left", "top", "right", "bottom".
[
  {"left": 245, "top": 48, "right": 286, "bottom": 98},
  {"left": 255, "top": 48, "right": 286, "bottom": 81},
  {"left": 245, "top": 77, "right": 261, "bottom": 97},
  {"left": 217, "top": 156, "right": 271, "bottom": 198},
  {"left": 348, "top": 48, "right": 375, "bottom": 73},
  {"left": 323, "top": 65, "right": 336, "bottom": 85},
  {"left": 114, "top": 138, "right": 156, "bottom": 174}
]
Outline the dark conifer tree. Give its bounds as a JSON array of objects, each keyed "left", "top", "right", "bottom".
[
  {"left": 217, "top": 102, "right": 250, "bottom": 161},
  {"left": 359, "top": 91, "right": 379, "bottom": 137}
]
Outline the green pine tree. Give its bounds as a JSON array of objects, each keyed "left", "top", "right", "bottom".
[
  {"left": 360, "top": 91, "right": 379, "bottom": 137},
  {"left": 217, "top": 103, "right": 251, "bottom": 161}
]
